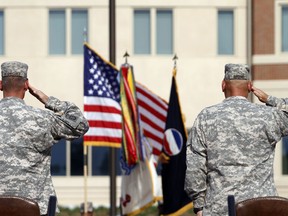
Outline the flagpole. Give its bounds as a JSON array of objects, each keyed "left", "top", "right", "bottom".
[
  {"left": 109, "top": 0, "right": 117, "bottom": 215},
  {"left": 82, "top": 27, "right": 89, "bottom": 215},
  {"left": 83, "top": 145, "right": 88, "bottom": 213}
]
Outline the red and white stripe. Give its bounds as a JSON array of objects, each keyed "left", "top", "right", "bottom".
[
  {"left": 136, "top": 83, "right": 168, "bottom": 163},
  {"left": 84, "top": 96, "right": 122, "bottom": 147}
]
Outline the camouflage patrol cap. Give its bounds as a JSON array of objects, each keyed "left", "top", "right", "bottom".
[
  {"left": 224, "top": 63, "right": 250, "bottom": 80},
  {"left": 1, "top": 61, "right": 28, "bottom": 78}
]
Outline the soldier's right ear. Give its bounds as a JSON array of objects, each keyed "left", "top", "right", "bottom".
[
  {"left": 247, "top": 81, "right": 252, "bottom": 92},
  {"left": 24, "top": 79, "right": 29, "bottom": 91}
]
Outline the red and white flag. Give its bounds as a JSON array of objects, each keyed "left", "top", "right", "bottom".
[{"left": 136, "top": 83, "right": 168, "bottom": 164}]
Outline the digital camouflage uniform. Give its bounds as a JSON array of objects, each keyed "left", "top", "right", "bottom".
[
  {"left": 0, "top": 96, "right": 89, "bottom": 215},
  {"left": 185, "top": 95, "right": 288, "bottom": 216}
]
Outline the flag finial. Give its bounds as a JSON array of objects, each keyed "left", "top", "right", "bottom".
[
  {"left": 83, "top": 27, "right": 88, "bottom": 42},
  {"left": 123, "top": 51, "right": 130, "bottom": 64},
  {"left": 172, "top": 54, "right": 178, "bottom": 76}
]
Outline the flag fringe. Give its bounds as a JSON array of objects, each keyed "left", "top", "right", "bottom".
[
  {"left": 160, "top": 202, "right": 193, "bottom": 216},
  {"left": 83, "top": 141, "right": 121, "bottom": 148},
  {"left": 123, "top": 197, "right": 162, "bottom": 216}
]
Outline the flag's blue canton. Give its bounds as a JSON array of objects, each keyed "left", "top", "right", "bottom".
[{"left": 84, "top": 45, "right": 120, "bottom": 102}]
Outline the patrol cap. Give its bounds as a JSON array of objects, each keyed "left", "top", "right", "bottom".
[
  {"left": 224, "top": 63, "right": 250, "bottom": 80},
  {"left": 1, "top": 61, "right": 28, "bottom": 79}
]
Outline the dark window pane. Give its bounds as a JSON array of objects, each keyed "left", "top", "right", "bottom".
[
  {"left": 71, "top": 137, "right": 84, "bottom": 176},
  {"left": 92, "top": 147, "right": 121, "bottom": 175},
  {"left": 51, "top": 139, "right": 66, "bottom": 176}
]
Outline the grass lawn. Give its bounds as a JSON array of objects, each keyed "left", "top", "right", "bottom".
[{"left": 58, "top": 205, "right": 196, "bottom": 216}]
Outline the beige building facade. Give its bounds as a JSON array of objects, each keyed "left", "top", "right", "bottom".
[{"left": 0, "top": 0, "right": 287, "bottom": 208}]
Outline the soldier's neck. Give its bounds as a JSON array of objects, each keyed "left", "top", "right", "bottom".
[{"left": 3, "top": 91, "right": 25, "bottom": 99}]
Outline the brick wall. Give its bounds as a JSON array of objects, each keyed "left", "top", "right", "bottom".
[
  {"left": 252, "top": 64, "right": 288, "bottom": 80},
  {"left": 252, "top": 0, "right": 288, "bottom": 80},
  {"left": 252, "top": 0, "right": 275, "bottom": 55}
]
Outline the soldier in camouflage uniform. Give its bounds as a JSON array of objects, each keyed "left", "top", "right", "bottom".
[
  {"left": 0, "top": 61, "right": 89, "bottom": 215},
  {"left": 184, "top": 63, "right": 288, "bottom": 216}
]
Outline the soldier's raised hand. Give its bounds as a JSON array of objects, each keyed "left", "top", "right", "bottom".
[
  {"left": 28, "top": 84, "right": 49, "bottom": 105},
  {"left": 251, "top": 86, "right": 268, "bottom": 103}
]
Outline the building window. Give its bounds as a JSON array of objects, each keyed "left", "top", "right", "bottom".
[
  {"left": 218, "top": 10, "right": 234, "bottom": 55},
  {"left": 51, "top": 138, "right": 122, "bottom": 176},
  {"left": 0, "top": 11, "right": 4, "bottom": 55},
  {"left": 70, "top": 137, "right": 84, "bottom": 176},
  {"left": 51, "top": 138, "right": 85, "bottom": 176},
  {"left": 134, "top": 9, "right": 173, "bottom": 55},
  {"left": 72, "top": 10, "right": 88, "bottom": 54},
  {"left": 156, "top": 10, "right": 173, "bottom": 54},
  {"left": 49, "top": 10, "right": 66, "bottom": 55},
  {"left": 51, "top": 139, "right": 66, "bottom": 176},
  {"left": 282, "top": 6, "right": 288, "bottom": 52},
  {"left": 92, "top": 147, "right": 121, "bottom": 175},
  {"left": 283, "top": 136, "right": 288, "bottom": 175},
  {"left": 134, "top": 10, "right": 151, "bottom": 54},
  {"left": 49, "top": 9, "right": 88, "bottom": 55}
]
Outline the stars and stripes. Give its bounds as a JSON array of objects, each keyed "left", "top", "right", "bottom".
[
  {"left": 83, "top": 43, "right": 168, "bottom": 161},
  {"left": 136, "top": 83, "right": 168, "bottom": 163},
  {"left": 83, "top": 43, "right": 122, "bottom": 147}
]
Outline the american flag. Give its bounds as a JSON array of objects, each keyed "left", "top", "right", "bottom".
[
  {"left": 136, "top": 83, "right": 168, "bottom": 163},
  {"left": 83, "top": 43, "right": 122, "bottom": 147},
  {"left": 83, "top": 43, "right": 168, "bottom": 159}
]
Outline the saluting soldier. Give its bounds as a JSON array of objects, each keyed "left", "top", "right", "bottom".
[
  {"left": 0, "top": 61, "right": 89, "bottom": 216},
  {"left": 185, "top": 63, "right": 288, "bottom": 216}
]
